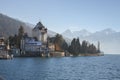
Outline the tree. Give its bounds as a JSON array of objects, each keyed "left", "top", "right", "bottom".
[
  {"left": 8, "top": 34, "right": 18, "bottom": 47},
  {"left": 54, "top": 34, "right": 67, "bottom": 51},
  {"left": 62, "top": 40, "right": 68, "bottom": 51},
  {"left": 8, "top": 35, "right": 14, "bottom": 46},
  {"left": 18, "top": 26, "right": 24, "bottom": 37},
  {"left": 68, "top": 38, "right": 100, "bottom": 55},
  {"left": 81, "top": 40, "right": 88, "bottom": 53},
  {"left": 17, "top": 26, "right": 24, "bottom": 48},
  {"left": 70, "top": 38, "right": 76, "bottom": 55},
  {"left": 68, "top": 38, "right": 81, "bottom": 56},
  {"left": 76, "top": 38, "right": 81, "bottom": 54}
]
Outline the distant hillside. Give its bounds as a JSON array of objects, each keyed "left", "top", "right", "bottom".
[
  {"left": 0, "top": 13, "right": 32, "bottom": 38},
  {"left": 0, "top": 13, "right": 57, "bottom": 38}
]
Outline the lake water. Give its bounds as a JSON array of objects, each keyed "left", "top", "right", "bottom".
[{"left": 0, "top": 54, "right": 120, "bottom": 80}]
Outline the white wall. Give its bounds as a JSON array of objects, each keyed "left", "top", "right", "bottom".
[{"left": 32, "top": 29, "right": 47, "bottom": 43}]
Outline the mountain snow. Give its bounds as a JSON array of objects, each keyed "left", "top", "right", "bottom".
[{"left": 61, "top": 28, "right": 120, "bottom": 53}]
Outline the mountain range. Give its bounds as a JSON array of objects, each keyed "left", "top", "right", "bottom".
[
  {"left": 0, "top": 13, "right": 119, "bottom": 53},
  {"left": 62, "top": 29, "right": 120, "bottom": 53}
]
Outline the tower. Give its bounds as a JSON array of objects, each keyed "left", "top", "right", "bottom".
[{"left": 32, "top": 22, "right": 47, "bottom": 43}]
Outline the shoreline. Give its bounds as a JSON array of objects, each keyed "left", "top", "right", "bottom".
[
  {"left": 79, "top": 53, "right": 104, "bottom": 56},
  {"left": 12, "top": 52, "right": 104, "bottom": 58}
]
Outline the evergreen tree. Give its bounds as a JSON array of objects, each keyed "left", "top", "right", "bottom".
[
  {"left": 76, "top": 38, "right": 81, "bottom": 54},
  {"left": 68, "top": 45, "right": 72, "bottom": 54},
  {"left": 62, "top": 40, "right": 68, "bottom": 51},
  {"left": 17, "top": 26, "right": 24, "bottom": 48},
  {"left": 68, "top": 38, "right": 100, "bottom": 55},
  {"left": 68, "top": 38, "right": 81, "bottom": 56},
  {"left": 8, "top": 35, "right": 14, "bottom": 46},
  {"left": 8, "top": 34, "right": 18, "bottom": 47},
  {"left": 18, "top": 26, "right": 24, "bottom": 37},
  {"left": 87, "top": 43, "right": 98, "bottom": 54},
  {"left": 81, "top": 40, "right": 88, "bottom": 53},
  {"left": 70, "top": 38, "right": 76, "bottom": 55}
]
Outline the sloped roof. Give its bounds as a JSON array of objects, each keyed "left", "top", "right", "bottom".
[
  {"left": 33, "top": 22, "right": 45, "bottom": 30},
  {"left": 24, "top": 36, "right": 42, "bottom": 45},
  {"left": 26, "top": 41, "right": 42, "bottom": 46}
]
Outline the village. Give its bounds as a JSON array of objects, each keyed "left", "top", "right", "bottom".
[
  {"left": 0, "top": 21, "right": 103, "bottom": 59},
  {"left": 0, "top": 22, "right": 70, "bottom": 59}
]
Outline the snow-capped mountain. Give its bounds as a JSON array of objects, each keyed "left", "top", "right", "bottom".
[
  {"left": 73, "top": 29, "right": 91, "bottom": 37},
  {"left": 62, "top": 28, "right": 120, "bottom": 53},
  {"left": 62, "top": 29, "right": 91, "bottom": 39},
  {"left": 92, "top": 28, "right": 116, "bottom": 37},
  {"left": 62, "top": 29, "right": 73, "bottom": 39}
]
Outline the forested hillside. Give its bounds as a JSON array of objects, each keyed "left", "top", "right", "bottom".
[{"left": 0, "top": 13, "right": 32, "bottom": 38}]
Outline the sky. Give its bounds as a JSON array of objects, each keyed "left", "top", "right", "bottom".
[{"left": 0, "top": 0, "right": 120, "bottom": 33}]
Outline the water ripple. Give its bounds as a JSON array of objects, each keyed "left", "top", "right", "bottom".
[{"left": 0, "top": 55, "right": 120, "bottom": 80}]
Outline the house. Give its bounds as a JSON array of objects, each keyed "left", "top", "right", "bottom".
[
  {"left": 21, "top": 34, "right": 43, "bottom": 56},
  {"left": 0, "top": 35, "right": 13, "bottom": 59},
  {"left": 20, "top": 22, "right": 49, "bottom": 57}
]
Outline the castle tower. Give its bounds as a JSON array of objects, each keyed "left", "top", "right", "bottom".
[{"left": 32, "top": 22, "right": 47, "bottom": 43}]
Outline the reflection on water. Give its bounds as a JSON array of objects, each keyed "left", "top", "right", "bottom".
[{"left": 0, "top": 55, "right": 120, "bottom": 80}]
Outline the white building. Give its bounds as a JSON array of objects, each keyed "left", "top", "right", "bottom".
[
  {"left": 20, "top": 22, "right": 49, "bottom": 56},
  {"left": 21, "top": 35, "right": 42, "bottom": 53},
  {"left": 32, "top": 22, "right": 47, "bottom": 43}
]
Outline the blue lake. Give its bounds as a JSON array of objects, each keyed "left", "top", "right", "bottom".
[{"left": 0, "top": 54, "right": 120, "bottom": 80}]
